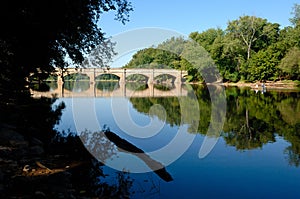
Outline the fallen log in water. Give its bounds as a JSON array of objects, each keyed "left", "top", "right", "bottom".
[{"left": 104, "top": 131, "right": 173, "bottom": 182}]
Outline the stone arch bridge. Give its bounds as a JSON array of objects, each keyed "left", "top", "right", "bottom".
[
  {"left": 55, "top": 68, "right": 188, "bottom": 84},
  {"left": 30, "top": 68, "right": 189, "bottom": 98}
]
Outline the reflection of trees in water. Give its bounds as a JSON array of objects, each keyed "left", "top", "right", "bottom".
[
  {"left": 129, "top": 85, "right": 300, "bottom": 167},
  {"left": 64, "top": 73, "right": 90, "bottom": 81},
  {"left": 64, "top": 81, "right": 90, "bottom": 92},
  {"left": 224, "top": 88, "right": 300, "bottom": 166},
  {"left": 278, "top": 96, "right": 300, "bottom": 126},
  {"left": 154, "top": 83, "right": 174, "bottom": 91},
  {"left": 130, "top": 97, "right": 181, "bottom": 127},
  {"left": 223, "top": 115, "right": 275, "bottom": 150},
  {"left": 224, "top": 89, "right": 278, "bottom": 150},
  {"left": 96, "top": 81, "right": 119, "bottom": 91},
  {"left": 130, "top": 95, "right": 204, "bottom": 134},
  {"left": 285, "top": 146, "right": 300, "bottom": 167},
  {"left": 126, "top": 82, "right": 148, "bottom": 91},
  {"left": 129, "top": 85, "right": 213, "bottom": 134},
  {"left": 79, "top": 130, "right": 117, "bottom": 163}
]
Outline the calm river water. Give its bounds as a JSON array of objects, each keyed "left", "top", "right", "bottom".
[{"left": 35, "top": 81, "right": 300, "bottom": 199}]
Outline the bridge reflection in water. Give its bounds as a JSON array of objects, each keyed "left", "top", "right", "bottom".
[
  {"left": 30, "top": 81, "right": 188, "bottom": 98},
  {"left": 30, "top": 68, "right": 188, "bottom": 98}
]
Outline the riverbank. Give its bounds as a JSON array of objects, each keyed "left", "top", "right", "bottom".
[{"left": 222, "top": 80, "right": 300, "bottom": 90}]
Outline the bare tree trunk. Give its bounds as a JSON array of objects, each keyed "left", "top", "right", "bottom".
[{"left": 247, "top": 45, "right": 251, "bottom": 60}]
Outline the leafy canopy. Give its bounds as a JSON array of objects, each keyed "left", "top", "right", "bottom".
[{"left": 0, "top": 0, "right": 132, "bottom": 93}]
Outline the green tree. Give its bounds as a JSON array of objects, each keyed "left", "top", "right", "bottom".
[
  {"left": 157, "top": 36, "right": 188, "bottom": 55},
  {"left": 290, "top": 3, "right": 300, "bottom": 26},
  {"left": 189, "top": 28, "right": 239, "bottom": 81},
  {"left": 246, "top": 44, "right": 283, "bottom": 81},
  {"left": 279, "top": 47, "right": 300, "bottom": 80},
  {"left": 189, "top": 28, "right": 224, "bottom": 52},
  {"left": 212, "top": 35, "right": 245, "bottom": 82},
  {"left": 279, "top": 25, "right": 300, "bottom": 49},
  {"left": 124, "top": 48, "right": 180, "bottom": 69},
  {"left": 226, "top": 16, "right": 280, "bottom": 61},
  {"left": 0, "top": 0, "right": 133, "bottom": 96},
  {"left": 180, "top": 40, "right": 217, "bottom": 82}
]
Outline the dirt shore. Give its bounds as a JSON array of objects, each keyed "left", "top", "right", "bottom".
[{"left": 222, "top": 81, "right": 300, "bottom": 90}]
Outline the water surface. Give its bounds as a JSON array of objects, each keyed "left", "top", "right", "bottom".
[{"left": 37, "top": 82, "right": 300, "bottom": 198}]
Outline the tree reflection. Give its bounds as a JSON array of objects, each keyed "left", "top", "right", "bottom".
[
  {"left": 64, "top": 81, "right": 90, "bottom": 92},
  {"left": 96, "top": 81, "right": 120, "bottom": 91},
  {"left": 284, "top": 146, "right": 300, "bottom": 167},
  {"left": 126, "top": 82, "right": 148, "bottom": 91},
  {"left": 154, "top": 83, "right": 174, "bottom": 91},
  {"left": 129, "top": 85, "right": 211, "bottom": 133},
  {"left": 129, "top": 85, "right": 300, "bottom": 167},
  {"left": 223, "top": 88, "right": 300, "bottom": 167},
  {"left": 79, "top": 130, "right": 117, "bottom": 163}
]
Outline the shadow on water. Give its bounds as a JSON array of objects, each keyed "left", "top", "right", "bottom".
[
  {"left": 78, "top": 129, "right": 173, "bottom": 182},
  {"left": 104, "top": 131, "right": 173, "bottom": 182},
  {"left": 0, "top": 91, "right": 138, "bottom": 198}
]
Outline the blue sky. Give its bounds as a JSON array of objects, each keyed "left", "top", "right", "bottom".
[
  {"left": 99, "top": 0, "right": 298, "bottom": 36},
  {"left": 96, "top": 0, "right": 299, "bottom": 67}
]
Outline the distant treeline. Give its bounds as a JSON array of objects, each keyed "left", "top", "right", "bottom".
[{"left": 124, "top": 4, "right": 300, "bottom": 83}]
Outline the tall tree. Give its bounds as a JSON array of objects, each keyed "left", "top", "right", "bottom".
[{"left": 226, "top": 16, "right": 279, "bottom": 61}]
